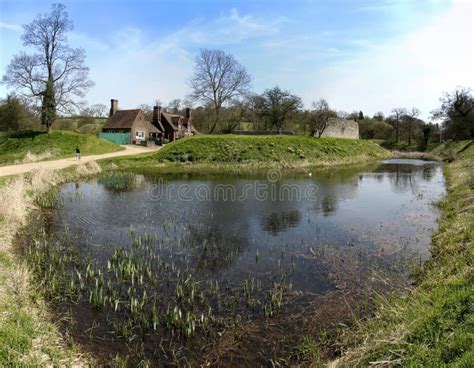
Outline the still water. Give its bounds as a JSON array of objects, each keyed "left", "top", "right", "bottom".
[
  {"left": 53, "top": 159, "right": 444, "bottom": 293},
  {"left": 43, "top": 159, "right": 445, "bottom": 364}
]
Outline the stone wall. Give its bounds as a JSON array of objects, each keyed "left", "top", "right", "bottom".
[{"left": 321, "top": 118, "right": 359, "bottom": 139}]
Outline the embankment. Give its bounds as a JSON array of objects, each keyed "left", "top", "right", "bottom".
[
  {"left": 0, "top": 130, "right": 121, "bottom": 166},
  {"left": 102, "top": 135, "right": 390, "bottom": 173}
]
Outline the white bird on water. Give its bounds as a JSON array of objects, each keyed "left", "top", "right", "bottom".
[{"left": 309, "top": 173, "right": 312, "bottom": 177}]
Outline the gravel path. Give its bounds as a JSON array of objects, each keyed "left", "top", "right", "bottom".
[{"left": 0, "top": 145, "right": 161, "bottom": 177}]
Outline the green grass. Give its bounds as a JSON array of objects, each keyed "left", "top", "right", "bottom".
[
  {"left": 0, "top": 130, "right": 122, "bottom": 166},
  {"left": 76, "top": 123, "right": 104, "bottom": 135},
  {"left": 332, "top": 140, "right": 474, "bottom": 367},
  {"left": 104, "top": 135, "right": 389, "bottom": 173},
  {"left": 379, "top": 140, "right": 421, "bottom": 151}
]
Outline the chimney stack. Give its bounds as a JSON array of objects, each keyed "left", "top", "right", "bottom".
[
  {"left": 185, "top": 107, "right": 191, "bottom": 119},
  {"left": 110, "top": 99, "right": 118, "bottom": 117},
  {"left": 153, "top": 105, "right": 162, "bottom": 124}
]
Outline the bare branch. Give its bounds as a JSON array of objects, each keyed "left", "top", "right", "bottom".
[{"left": 188, "top": 49, "right": 252, "bottom": 133}]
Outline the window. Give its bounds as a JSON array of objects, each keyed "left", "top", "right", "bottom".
[{"left": 135, "top": 131, "right": 144, "bottom": 140}]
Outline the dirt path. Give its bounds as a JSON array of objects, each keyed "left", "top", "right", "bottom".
[{"left": 0, "top": 145, "right": 161, "bottom": 177}]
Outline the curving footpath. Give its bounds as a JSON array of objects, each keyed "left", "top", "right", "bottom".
[{"left": 0, "top": 144, "right": 161, "bottom": 177}]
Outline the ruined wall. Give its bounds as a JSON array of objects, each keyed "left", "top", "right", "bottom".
[{"left": 321, "top": 118, "right": 359, "bottom": 139}]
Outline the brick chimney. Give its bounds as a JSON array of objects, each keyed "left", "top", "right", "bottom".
[
  {"left": 153, "top": 105, "right": 162, "bottom": 124},
  {"left": 185, "top": 107, "right": 191, "bottom": 119},
  {"left": 110, "top": 99, "right": 118, "bottom": 117}
]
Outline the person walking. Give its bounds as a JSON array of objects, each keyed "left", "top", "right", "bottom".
[{"left": 75, "top": 146, "right": 81, "bottom": 160}]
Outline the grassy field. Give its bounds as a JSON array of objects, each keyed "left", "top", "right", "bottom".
[
  {"left": 330, "top": 140, "right": 473, "bottom": 367},
  {"left": 103, "top": 135, "right": 390, "bottom": 173},
  {"left": 0, "top": 130, "right": 121, "bottom": 166}
]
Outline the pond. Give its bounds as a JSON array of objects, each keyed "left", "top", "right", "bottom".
[{"left": 25, "top": 159, "right": 446, "bottom": 366}]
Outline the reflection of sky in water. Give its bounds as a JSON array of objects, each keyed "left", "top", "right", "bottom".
[{"left": 52, "top": 159, "right": 445, "bottom": 294}]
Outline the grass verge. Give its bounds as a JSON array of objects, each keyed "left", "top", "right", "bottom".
[
  {"left": 0, "top": 130, "right": 122, "bottom": 166},
  {"left": 0, "top": 163, "right": 103, "bottom": 366},
  {"left": 328, "top": 140, "right": 473, "bottom": 367}
]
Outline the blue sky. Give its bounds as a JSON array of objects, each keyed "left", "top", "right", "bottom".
[{"left": 1, "top": 0, "right": 473, "bottom": 119}]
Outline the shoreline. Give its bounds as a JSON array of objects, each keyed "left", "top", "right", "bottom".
[{"left": 0, "top": 140, "right": 470, "bottom": 366}]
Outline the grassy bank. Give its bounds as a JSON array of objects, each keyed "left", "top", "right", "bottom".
[
  {"left": 0, "top": 163, "right": 104, "bottom": 366},
  {"left": 102, "top": 135, "right": 390, "bottom": 173},
  {"left": 0, "top": 130, "right": 121, "bottom": 166},
  {"left": 330, "top": 140, "right": 473, "bottom": 367}
]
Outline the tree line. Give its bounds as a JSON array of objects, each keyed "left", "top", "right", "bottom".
[{"left": 1, "top": 3, "right": 472, "bottom": 146}]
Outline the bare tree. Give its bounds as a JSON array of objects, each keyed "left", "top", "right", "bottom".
[
  {"left": 405, "top": 107, "right": 420, "bottom": 145},
  {"left": 308, "top": 99, "right": 337, "bottom": 137},
  {"left": 2, "top": 4, "right": 93, "bottom": 132},
  {"left": 90, "top": 103, "right": 107, "bottom": 118},
  {"left": 247, "top": 93, "right": 265, "bottom": 131},
  {"left": 167, "top": 98, "right": 182, "bottom": 114},
  {"left": 221, "top": 99, "right": 248, "bottom": 132},
  {"left": 189, "top": 49, "right": 252, "bottom": 133},
  {"left": 337, "top": 110, "right": 349, "bottom": 119},
  {"left": 154, "top": 99, "right": 165, "bottom": 108},
  {"left": 373, "top": 111, "right": 385, "bottom": 121},
  {"left": 137, "top": 104, "right": 153, "bottom": 120},
  {"left": 390, "top": 107, "right": 407, "bottom": 143},
  {"left": 260, "top": 86, "right": 302, "bottom": 134}
]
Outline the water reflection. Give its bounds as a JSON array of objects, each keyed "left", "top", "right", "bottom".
[
  {"left": 39, "top": 159, "right": 446, "bottom": 366},
  {"left": 263, "top": 210, "right": 301, "bottom": 235},
  {"left": 53, "top": 159, "right": 445, "bottom": 292}
]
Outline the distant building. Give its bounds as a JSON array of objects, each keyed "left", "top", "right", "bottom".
[
  {"left": 319, "top": 118, "right": 359, "bottom": 139},
  {"left": 158, "top": 107, "right": 197, "bottom": 142},
  {"left": 100, "top": 99, "right": 197, "bottom": 145}
]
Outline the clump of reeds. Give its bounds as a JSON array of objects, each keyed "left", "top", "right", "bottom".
[
  {"left": 29, "top": 168, "right": 59, "bottom": 194},
  {"left": 0, "top": 177, "right": 30, "bottom": 227},
  {"left": 76, "top": 161, "right": 102, "bottom": 176},
  {"left": 22, "top": 150, "right": 53, "bottom": 163}
]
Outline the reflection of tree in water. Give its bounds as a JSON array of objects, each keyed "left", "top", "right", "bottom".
[
  {"left": 185, "top": 222, "right": 250, "bottom": 272},
  {"left": 309, "top": 181, "right": 358, "bottom": 216},
  {"left": 422, "top": 166, "right": 435, "bottom": 181},
  {"left": 369, "top": 163, "right": 437, "bottom": 194},
  {"left": 182, "top": 192, "right": 252, "bottom": 272},
  {"left": 263, "top": 210, "right": 301, "bottom": 235}
]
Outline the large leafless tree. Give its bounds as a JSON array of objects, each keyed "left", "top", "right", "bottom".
[
  {"left": 189, "top": 49, "right": 251, "bottom": 133},
  {"left": 2, "top": 3, "right": 93, "bottom": 132}
]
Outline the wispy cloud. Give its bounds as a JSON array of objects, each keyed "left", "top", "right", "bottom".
[
  {"left": 172, "top": 8, "right": 289, "bottom": 46},
  {"left": 0, "top": 21, "right": 21, "bottom": 32},
  {"left": 83, "top": 8, "right": 290, "bottom": 107}
]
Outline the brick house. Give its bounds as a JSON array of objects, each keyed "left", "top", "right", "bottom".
[
  {"left": 155, "top": 106, "right": 197, "bottom": 142},
  {"left": 101, "top": 99, "right": 163, "bottom": 145}
]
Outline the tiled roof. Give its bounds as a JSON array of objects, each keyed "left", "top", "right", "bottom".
[
  {"left": 104, "top": 109, "right": 141, "bottom": 129},
  {"left": 144, "top": 120, "right": 161, "bottom": 133},
  {"left": 161, "top": 112, "right": 181, "bottom": 130}
]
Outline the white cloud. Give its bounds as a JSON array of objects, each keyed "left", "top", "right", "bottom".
[
  {"left": 0, "top": 21, "right": 21, "bottom": 32},
  {"left": 172, "top": 8, "right": 288, "bottom": 46},
  {"left": 304, "top": 0, "right": 474, "bottom": 119},
  {"left": 83, "top": 8, "right": 288, "bottom": 108}
]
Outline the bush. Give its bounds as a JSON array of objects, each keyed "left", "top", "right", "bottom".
[{"left": 358, "top": 119, "right": 394, "bottom": 140}]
